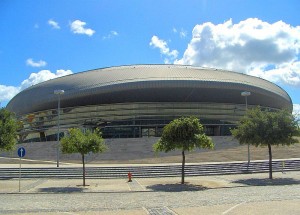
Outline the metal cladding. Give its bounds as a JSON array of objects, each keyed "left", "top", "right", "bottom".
[{"left": 7, "top": 64, "right": 292, "bottom": 115}]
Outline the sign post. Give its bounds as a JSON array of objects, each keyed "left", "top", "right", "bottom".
[{"left": 17, "top": 147, "right": 26, "bottom": 192}]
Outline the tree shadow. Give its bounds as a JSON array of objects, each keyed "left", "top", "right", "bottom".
[
  {"left": 147, "top": 183, "right": 207, "bottom": 192},
  {"left": 234, "top": 178, "right": 300, "bottom": 186},
  {"left": 38, "top": 187, "right": 85, "bottom": 193}
]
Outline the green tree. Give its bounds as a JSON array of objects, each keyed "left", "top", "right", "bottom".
[
  {"left": 153, "top": 116, "right": 214, "bottom": 184},
  {"left": 0, "top": 108, "right": 18, "bottom": 152},
  {"left": 231, "top": 107, "right": 299, "bottom": 179},
  {"left": 61, "top": 128, "right": 107, "bottom": 186}
]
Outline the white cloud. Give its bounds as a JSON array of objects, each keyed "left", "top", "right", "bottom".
[
  {"left": 26, "top": 58, "right": 47, "bottom": 67},
  {"left": 150, "top": 35, "right": 178, "bottom": 63},
  {"left": 0, "top": 70, "right": 73, "bottom": 105},
  {"left": 20, "top": 69, "right": 73, "bottom": 90},
  {"left": 179, "top": 30, "right": 187, "bottom": 38},
  {"left": 0, "top": 85, "right": 20, "bottom": 102},
  {"left": 173, "top": 27, "right": 187, "bottom": 38},
  {"left": 174, "top": 18, "right": 300, "bottom": 87},
  {"left": 70, "top": 20, "right": 95, "bottom": 36},
  {"left": 248, "top": 61, "right": 300, "bottom": 86},
  {"left": 111, "top": 31, "right": 118, "bottom": 36},
  {"left": 102, "top": 31, "right": 119, "bottom": 40},
  {"left": 48, "top": 19, "right": 60, "bottom": 29},
  {"left": 293, "top": 104, "right": 300, "bottom": 122},
  {"left": 55, "top": 69, "right": 73, "bottom": 77}
]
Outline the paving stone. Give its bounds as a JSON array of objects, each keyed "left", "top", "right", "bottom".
[{"left": 146, "top": 207, "right": 175, "bottom": 215}]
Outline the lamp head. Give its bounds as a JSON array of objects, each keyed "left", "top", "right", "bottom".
[
  {"left": 54, "top": 90, "right": 65, "bottom": 95},
  {"left": 241, "top": 91, "right": 251, "bottom": 97}
]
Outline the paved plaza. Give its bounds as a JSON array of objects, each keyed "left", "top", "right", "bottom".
[{"left": 0, "top": 170, "right": 300, "bottom": 214}]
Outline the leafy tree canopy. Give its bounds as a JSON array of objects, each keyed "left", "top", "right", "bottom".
[
  {"left": 154, "top": 116, "right": 214, "bottom": 153},
  {"left": 61, "top": 128, "right": 107, "bottom": 155},
  {"left": 0, "top": 108, "right": 18, "bottom": 151},
  {"left": 231, "top": 107, "right": 299, "bottom": 147}
]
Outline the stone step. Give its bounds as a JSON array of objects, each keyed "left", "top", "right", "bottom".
[{"left": 0, "top": 160, "right": 299, "bottom": 179}]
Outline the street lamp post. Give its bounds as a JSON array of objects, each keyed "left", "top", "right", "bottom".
[
  {"left": 241, "top": 91, "right": 251, "bottom": 167},
  {"left": 54, "top": 89, "right": 64, "bottom": 167}
]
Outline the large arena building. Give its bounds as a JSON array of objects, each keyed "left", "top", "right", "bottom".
[{"left": 7, "top": 64, "right": 292, "bottom": 142}]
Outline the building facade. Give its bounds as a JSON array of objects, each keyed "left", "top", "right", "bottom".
[{"left": 7, "top": 65, "right": 292, "bottom": 142}]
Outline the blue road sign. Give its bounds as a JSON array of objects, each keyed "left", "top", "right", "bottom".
[{"left": 18, "top": 147, "right": 26, "bottom": 158}]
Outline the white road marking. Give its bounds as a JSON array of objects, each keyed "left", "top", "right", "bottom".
[{"left": 222, "top": 201, "right": 246, "bottom": 214}]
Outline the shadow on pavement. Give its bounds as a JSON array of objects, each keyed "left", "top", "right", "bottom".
[
  {"left": 234, "top": 178, "right": 300, "bottom": 186},
  {"left": 147, "top": 183, "right": 207, "bottom": 192},
  {"left": 38, "top": 187, "right": 85, "bottom": 193}
]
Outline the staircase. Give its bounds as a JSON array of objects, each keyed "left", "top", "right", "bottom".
[{"left": 1, "top": 159, "right": 299, "bottom": 179}]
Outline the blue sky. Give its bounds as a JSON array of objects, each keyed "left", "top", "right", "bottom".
[{"left": 0, "top": 0, "right": 299, "bottom": 115}]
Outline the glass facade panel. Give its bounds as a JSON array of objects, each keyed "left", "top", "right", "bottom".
[{"left": 17, "top": 102, "right": 276, "bottom": 142}]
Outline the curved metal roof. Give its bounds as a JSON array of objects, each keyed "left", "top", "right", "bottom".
[{"left": 7, "top": 64, "right": 292, "bottom": 115}]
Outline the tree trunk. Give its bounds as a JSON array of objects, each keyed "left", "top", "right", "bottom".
[
  {"left": 181, "top": 150, "right": 185, "bottom": 184},
  {"left": 82, "top": 153, "right": 86, "bottom": 186},
  {"left": 268, "top": 143, "right": 273, "bottom": 179}
]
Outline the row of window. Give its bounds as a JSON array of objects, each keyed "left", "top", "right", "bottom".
[{"left": 17, "top": 102, "right": 256, "bottom": 142}]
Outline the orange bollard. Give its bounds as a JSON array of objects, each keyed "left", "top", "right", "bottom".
[{"left": 128, "top": 172, "right": 132, "bottom": 182}]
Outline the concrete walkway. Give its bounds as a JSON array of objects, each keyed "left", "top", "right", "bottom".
[
  {"left": 1, "top": 170, "right": 299, "bottom": 214},
  {"left": 1, "top": 169, "right": 299, "bottom": 194}
]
